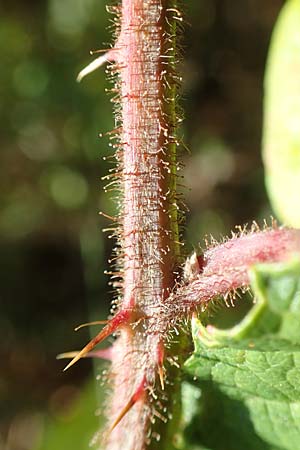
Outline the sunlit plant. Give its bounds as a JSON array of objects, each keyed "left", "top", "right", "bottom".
[{"left": 60, "top": 1, "right": 300, "bottom": 449}]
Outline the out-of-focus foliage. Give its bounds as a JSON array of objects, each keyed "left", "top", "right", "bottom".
[
  {"left": 0, "top": 0, "right": 283, "bottom": 448},
  {"left": 183, "top": 0, "right": 283, "bottom": 247},
  {"left": 263, "top": 0, "right": 300, "bottom": 227},
  {"left": 34, "top": 380, "right": 102, "bottom": 450},
  {"left": 1, "top": 0, "right": 114, "bottom": 447}
]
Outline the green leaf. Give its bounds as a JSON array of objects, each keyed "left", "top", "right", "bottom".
[
  {"left": 183, "top": 259, "right": 300, "bottom": 450},
  {"left": 262, "top": 0, "right": 300, "bottom": 226}
]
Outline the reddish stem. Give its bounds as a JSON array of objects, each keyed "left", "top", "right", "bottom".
[
  {"left": 104, "top": 1, "right": 182, "bottom": 449},
  {"left": 68, "top": 1, "right": 300, "bottom": 449},
  {"left": 169, "top": 227, "right": 300, "bottom": 316}
]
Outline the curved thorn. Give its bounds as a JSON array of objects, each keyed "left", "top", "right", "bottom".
[
  {"left": 77, "top": 53, "right": 110, "bottom": 82},
  {"left": 110, "top": 398, "right": 136, "bottom": 433},
  {"left": 57, "top": 346, "right": 113, "bottom": 362},
  {"left": 57, "top": 351, "right": 80, "bottom": 360},
  {"left": 74, "top": 320, "right": 108, "bottom": 331},
  {"left": 108, "top": 376, "right": 146, "bottom": 434},
  {"left": 63, "top": 309, "right": 131, "bottom": 371}
]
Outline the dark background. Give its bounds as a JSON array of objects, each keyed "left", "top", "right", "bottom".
[{"left": 0, "top": 1, "right": 283, "bottom": 449}]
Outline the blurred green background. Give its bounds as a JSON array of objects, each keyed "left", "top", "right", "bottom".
[{"left": 0, "top": 0, "right": 283, "bottom": 449}]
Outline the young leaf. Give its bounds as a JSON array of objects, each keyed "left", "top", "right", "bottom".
[{"left": 183, "top": 259, "right": 300, "bottom": 450}]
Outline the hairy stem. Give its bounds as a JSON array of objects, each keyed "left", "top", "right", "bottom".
[
  {"left": 64, "top": 2, "right": 300, "bottom": 449},
  {"left": 105, "top": 1, "right": 183, "bottom": 449}
]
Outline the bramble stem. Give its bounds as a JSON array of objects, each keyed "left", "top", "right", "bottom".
[{"left": 104, "top": 1, "right": 182, "bottom": 449}]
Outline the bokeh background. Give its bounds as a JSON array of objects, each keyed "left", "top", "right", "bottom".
[{"left": 0, "top": 1, "right": 283, "bottom": 449}]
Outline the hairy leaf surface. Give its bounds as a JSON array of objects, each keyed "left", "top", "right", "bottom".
[{"left": 183, "top": 259, "right": 300, "bottom": 450}]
